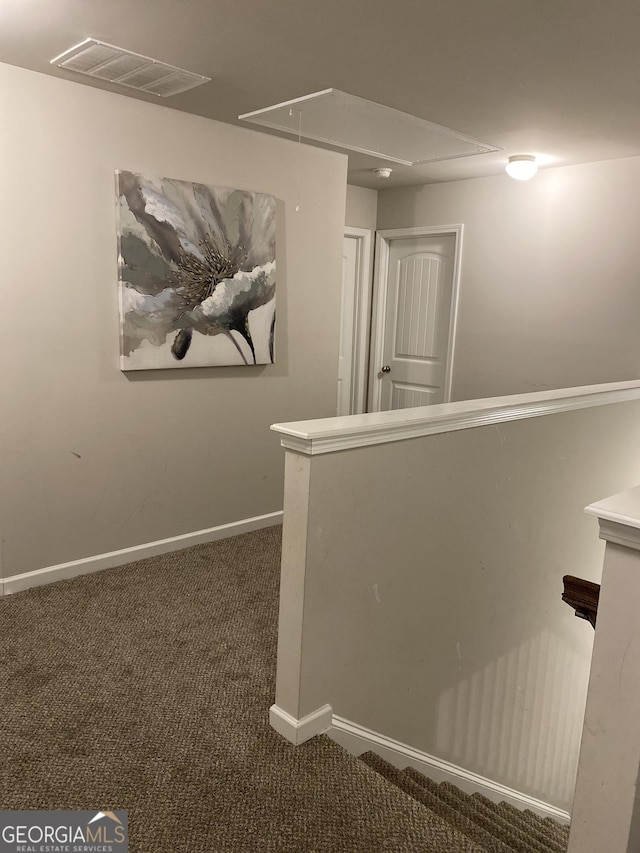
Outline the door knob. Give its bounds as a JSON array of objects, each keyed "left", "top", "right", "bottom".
[{"left": 381, "top": 365, "right": 391, "bottom": 373}]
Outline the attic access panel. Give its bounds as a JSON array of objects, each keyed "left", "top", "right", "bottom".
[{"left": 239, "top": 89, "right": 500, "bottom": 166}]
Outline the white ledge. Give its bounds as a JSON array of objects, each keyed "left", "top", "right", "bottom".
[
  {"left": 585, "top": 484, "right": 640, "bottom": 551},
  {"left": 271, "top": 379, "right": 640, "bottom": 456}
]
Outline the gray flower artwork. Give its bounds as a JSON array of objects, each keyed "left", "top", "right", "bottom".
[{"left": 116, "top": 171, "right": 276, "bottom": 370}]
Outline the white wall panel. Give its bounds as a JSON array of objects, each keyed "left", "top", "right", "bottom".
[{"left": 276, "top": 396, "right": 640, "bottom": 810}]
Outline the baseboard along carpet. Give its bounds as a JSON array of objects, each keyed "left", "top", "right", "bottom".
[{"left": 0, "top": 526, "right": 568, "bottom": 852}]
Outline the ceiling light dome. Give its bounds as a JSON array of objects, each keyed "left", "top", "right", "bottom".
[{"left": 506, "top": 155, "right": 538, "bottom": 181}]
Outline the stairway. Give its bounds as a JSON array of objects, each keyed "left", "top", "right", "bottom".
[{"left": 359, "top": 752, "right": 569, "bottom": 853}]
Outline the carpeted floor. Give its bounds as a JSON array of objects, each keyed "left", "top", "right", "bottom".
[{"left": 0, "top": 526, "right": 487, "bottom": 852}]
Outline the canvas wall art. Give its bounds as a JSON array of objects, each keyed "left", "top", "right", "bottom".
[{"left": 116, "top": 171, "right": 276, "bottom": 370}]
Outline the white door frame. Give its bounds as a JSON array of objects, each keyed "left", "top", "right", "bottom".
[
  {"left": 342, "top": 226, "right": 374, "bottom": 415},
  {"left": 368, "top": 225, "right": 464, "bottom": 412}
]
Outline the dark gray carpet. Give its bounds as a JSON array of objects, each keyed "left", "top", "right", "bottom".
[
  {"left": 0, "top": 527, "right": 488, "bottom": 852},
  {"left": 360, "top": 754, "right": 569, "bottom": 853}
]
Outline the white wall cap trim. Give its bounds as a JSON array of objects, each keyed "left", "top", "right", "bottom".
[
  {"left": 330, "top": 715, "right": 570, "bottom": 824},
  {"left": 585, "top": 485, "right": 640, "bottom": 550},
  {"left": 272, "top": 380, "right": 640, "bottom": 456},
  {"left": 593, "top": 519, "right": 640, "bottom": 551},
  {"left": 269, "top": 703, "right": 333, "bottom": 745}
]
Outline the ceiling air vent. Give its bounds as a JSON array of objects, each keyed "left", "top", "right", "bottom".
[{"left": 51, "top": 38, "right": 211, "bottom": 97}]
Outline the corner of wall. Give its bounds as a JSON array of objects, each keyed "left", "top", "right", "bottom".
[{"left": 345, "top": 184, "right": 378, "bottom": 231}]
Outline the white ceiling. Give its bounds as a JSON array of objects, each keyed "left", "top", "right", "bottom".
[{"left": 2, "top": 0, "right": 640, "bottom": 189}]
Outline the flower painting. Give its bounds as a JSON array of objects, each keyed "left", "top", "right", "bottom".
[{"left": 116, "top": 171, "right": 276, "bottom": 370}]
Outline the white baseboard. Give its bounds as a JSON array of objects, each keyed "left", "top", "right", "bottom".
[
  {"left": 269, "top": 703, "right": 333, "bottom": 745},
  {"left": 329, "top": 715, "right": 571, "bottom": 825},
  {"left": 0, "top": 511, "right": 283, "bottom": 596}
]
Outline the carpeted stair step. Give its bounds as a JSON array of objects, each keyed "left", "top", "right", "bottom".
[
  {"left": 349, "top": 750, "right": 492, "bottom": 852},
  {"left": 401, "top": 771, "right": 568, "bottom": 850},
  {"left": 439, "top": 780, "right": 557, "bottom": 853},
  {"left": 470, "top": 792, "right": 568, "bottom": 852},
  {"left": 359, "top": 752, "right": 514, "bottom": 853},
  {"left": 543, "top": 816, "right": 570, "bottom": 841},
  {"left": 544, "top": 817, "right": 569, "bottom": 840},
  {"left": 403, "top": 767, "right": 565, "bottom": 853},
  {"left": 358, "top": 751, "right": 570, "bottom": 853},
  {"left": 404, "top": 768, "right": 543, "bottom": 853}
]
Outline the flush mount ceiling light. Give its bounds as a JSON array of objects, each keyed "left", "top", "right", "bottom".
[
  {"left": 505, "top": 155, "right": 538, "bottom": 181},
  {"left": 50, "top": 38, "right": 211, "bottom": 97},
  {"left": 373, "top": 168, "right": 393, "bottom": 178},
  {"left": 239, "top": 89, "right": 501, "bottom": 166}
]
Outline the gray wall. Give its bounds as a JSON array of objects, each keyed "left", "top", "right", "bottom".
[
  {"left": 0, "top": 62, "right": 347, "bottom": 578},
  {"left": 279, "top": 398, "right": 640, "bottom": 810},
  {"left": 345, "top": 185, "right": 378, "bottom": 231},
  {"left": 377, "top": 159, "right": 640, "bottom": 401}
]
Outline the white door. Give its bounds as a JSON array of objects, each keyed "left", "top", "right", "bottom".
[
  {"left": 337, "top": 235, "right": 358, "bottom": 416},
  {"left": 370, "top": 230, "right": 460, "bottom": 412},
  {"left": 338, "top": 228, "right": 373, "bottom": 416}
]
